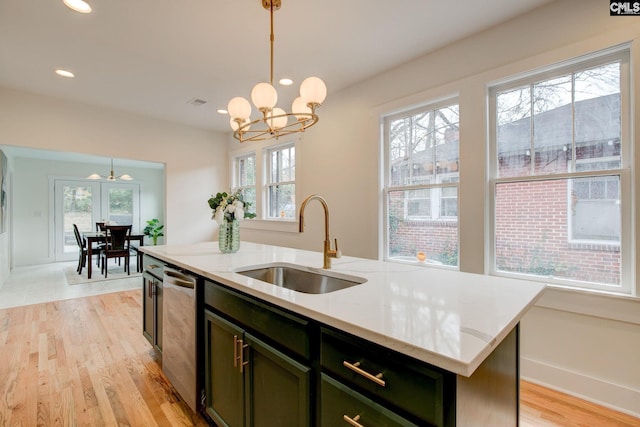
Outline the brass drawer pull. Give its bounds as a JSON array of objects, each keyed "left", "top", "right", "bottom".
[
  {"left": 233, "top": 335, "right": 240, "bottom": 368},
  {"left": 234, "top": 335, "right": 249, "bottom": 373},
  {"left": 342, "top": 361, "right": 386, "bottom": 387},
  {"left": 343, "top": 414, "right": 364, "bottom": 427}
]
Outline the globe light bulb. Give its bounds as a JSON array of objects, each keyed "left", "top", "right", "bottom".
[
  {"left": 251, "top": 82, "right": 278, "bottom": 110},
  {"left": 227, "top": 97, "right": 252, "bottom": 120},
  {"left": 300, "top": 76, "right": 327, "bottom": 105}
]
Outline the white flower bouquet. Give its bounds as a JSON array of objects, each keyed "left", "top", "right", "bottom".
[{"left": 208, "top": 190, "right": 256, "bottom": 224}]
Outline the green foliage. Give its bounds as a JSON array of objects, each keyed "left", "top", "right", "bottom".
[
  {"left": 143, "top": 218, "right": 164, "bottom": 245},
  {"left": 208, "top": 190, "right": 257, "bottom": 223}
]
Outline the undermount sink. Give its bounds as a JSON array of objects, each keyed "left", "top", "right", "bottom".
[{"left": 234, "top": 263, "right": 367, "bottom": 294}]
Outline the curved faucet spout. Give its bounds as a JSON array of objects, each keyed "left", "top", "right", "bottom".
[{"left": 299, "top": 194, "right": 341, "bottom": 269}]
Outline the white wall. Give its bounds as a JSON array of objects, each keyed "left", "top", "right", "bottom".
[
  {"left": 0, "top": 86, "right": 228, "bottom": 264},
  {"left": 235, "top": 0, "right": 640, "bottom": 416},
  {"left": 9, "top": 156, "right": 164, "bottom": 266}
]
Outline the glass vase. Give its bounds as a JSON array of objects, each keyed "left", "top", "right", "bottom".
[{"left": 218, "top": 219, "right": 240, "bottom": 253}]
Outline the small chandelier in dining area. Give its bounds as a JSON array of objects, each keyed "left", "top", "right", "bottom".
[
  {"left": 226, "top": 0, "right": 327, "bottom": 143},
  {"left": 87, "top": 158, "right": 133, "bottom": 181}
]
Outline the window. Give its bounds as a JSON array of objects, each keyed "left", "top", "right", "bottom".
[
  {"left": 489, "top": 49, "right": 630, "bottom": 293},
  {"left": 383, "top": 101, "right": 459, "bottom": 267},
  {"left": 267, "top": 144, "right": 295, "bottom": 219},
  {"left": 229, "top": 140, "right": 298, "bottom": 228},
  {"left": 232, "top": 153, "right": 256, "bottom": 216}
]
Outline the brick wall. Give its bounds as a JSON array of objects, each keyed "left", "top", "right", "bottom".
[{"left": 495, "top": 179, "right": 620, "bottom": 284}]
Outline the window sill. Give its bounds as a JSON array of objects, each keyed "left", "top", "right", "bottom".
[
  {"left": 534, "top": 284, "right": 640, "bottom": 325},
  {"left": 239, "top": 218, "right": 300, "bottom": 233}
]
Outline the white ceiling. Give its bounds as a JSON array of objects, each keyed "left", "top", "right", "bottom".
[{"left": 0, "top": 0, "right": 553, "bottom": 133}]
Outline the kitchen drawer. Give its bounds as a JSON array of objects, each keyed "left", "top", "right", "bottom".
[
  {"left": 320, "top": 373, "right": 418, "bottom": 427},
  {"left": 204, "top": 280, "right": 311, "bottom": 360},
  {"left": 321, "top": 327, "right": 452, "bottom": 427}
]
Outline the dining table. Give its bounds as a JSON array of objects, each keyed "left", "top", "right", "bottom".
[{"left": 83, "top": 231, "right": 145, "bottom": 279}]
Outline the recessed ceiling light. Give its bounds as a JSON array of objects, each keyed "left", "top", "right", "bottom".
[
  {"left": 63, "top": 0, "right": 92, "bottom": 13},
  {"left": 217, "top": 109, "right": 228, "bottom": 114},
  {"left": 55, "top": 69, "right": 75, "bottom": 78},
  {"left": 279, "top": 78, "right": 293, "bottom": 86}
]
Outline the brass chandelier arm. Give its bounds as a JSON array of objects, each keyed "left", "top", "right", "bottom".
[{"left": 233, "top": 111, "right": 319, "bottom": 143}]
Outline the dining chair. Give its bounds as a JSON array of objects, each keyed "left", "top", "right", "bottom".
[
  {"left": 72, "top": 224, "right": 88, "bottom": 275},
  {"left": 100, "top": 225, "right": 132, "bottom": 277},
  {"left": 91, "top": 222, "right": 108, "bottom": 266}
]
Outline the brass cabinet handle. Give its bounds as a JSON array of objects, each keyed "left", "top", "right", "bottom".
[
  {"left": 342, "top": 361, "right": 386, "bottom": 387},
  {"left": 233, "top": 335, "right": 240, "bottom": 368},
  {"left": 233, "top": 335, "right": 249, "bottom": 373},
  {"left": 239, "top": 340, "right": 249, "bottom": 373},
  {"left": 343, "top": 414, "right": 364, "bottom": 427}
]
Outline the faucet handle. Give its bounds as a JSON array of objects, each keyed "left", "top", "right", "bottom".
[{"left": 334, "top": 238, "right": 342, "bottom": 259}]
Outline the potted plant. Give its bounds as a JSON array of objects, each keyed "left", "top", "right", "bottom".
[{"left": 143, "top": 218, "right": 164, "bottom": 245}]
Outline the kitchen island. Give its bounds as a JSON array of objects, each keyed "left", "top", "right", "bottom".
[{"left": 141, "top": 241, "right": 545, "bottom": 426}]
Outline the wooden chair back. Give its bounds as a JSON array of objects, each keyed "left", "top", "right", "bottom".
[
  {"left": 104, "top": 225, "right": 131, "bottom": 252},
  {"left": 73, "top": 224, "right": 85, "bottom": 249}
]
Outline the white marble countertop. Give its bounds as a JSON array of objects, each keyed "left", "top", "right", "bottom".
[{"left": 141, "top": 241, "right": 545, "bottom": 377}]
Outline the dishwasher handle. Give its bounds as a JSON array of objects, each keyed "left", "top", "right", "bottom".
[{"left": 164, "top": 269, "right": 196, "bottom": 289}]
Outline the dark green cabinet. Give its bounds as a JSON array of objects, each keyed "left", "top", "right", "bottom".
[
  {"left": 200, "top": 278, "right": 518, "bottom": 427},
  {"left": 142, "top": 271, "right": 162, "bottom": 352},
  {"left": 320, "top": 373, "right": 418, "bottom": 427},
  {"left": 204, "top": 310, "right": 311, "bottom": 427}
]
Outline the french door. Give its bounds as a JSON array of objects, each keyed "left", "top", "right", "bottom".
[{"left": 54, "top": 179, "right": 140, "bottom": 261}]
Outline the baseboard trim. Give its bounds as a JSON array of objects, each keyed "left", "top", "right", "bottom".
[{"left": 521, "top": 357, "right": 640, "bottom": 418}]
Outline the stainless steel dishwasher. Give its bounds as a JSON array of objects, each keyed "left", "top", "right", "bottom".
[{"left": 163, "top": 267, "right": 198, "bottom": 412}]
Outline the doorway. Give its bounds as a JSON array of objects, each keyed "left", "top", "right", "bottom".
[{"left": 54, "top": 179, "right": 140, "bottom": 262}]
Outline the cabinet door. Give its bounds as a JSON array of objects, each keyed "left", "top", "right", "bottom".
[
  {"left": 204, "top": 311, "right": 245, "bottom": 427},
  {"left": 244, "top": 333, "right": 311, "bottom": 427},
  {"left": 142, "top": 275, "right": 154, "bottom": 345},
  {"left": 154, "top": 279, "right": 163, "bottom": 352}
]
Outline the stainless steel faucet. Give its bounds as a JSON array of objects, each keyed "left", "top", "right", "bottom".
[{"left": 299, "top": 194, "right": 341, "bottom": 269}]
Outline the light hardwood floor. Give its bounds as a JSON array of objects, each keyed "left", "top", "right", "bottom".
[{"left": 0, "top": 288, "right": 638, "bottom": 426}]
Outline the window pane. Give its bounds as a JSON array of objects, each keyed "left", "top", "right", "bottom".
[
  {"left": 388, "top": 106, "right": 459, "bottom": 187},
  {"left": 268, "top": 184, "right": 295, "bottom": 219},
  {"left": 238, "top": 155, "right": 256, "bottom": 186},
  {"left": 571, "top": 176, "right": 620, "bottom": 240},
  {"left": 497, "top": 87, "right": 532, "bottom": 178},
  {"left": 407, "top": 189, "right": 430, "bottom": 218},
  {"left": 388, "top": 189, "right": 458, "bottom": 266},
  {"left": 108, "top": 188, "right": 133, "bottom": 225},
  {"left": 495, "top": 179, "right": 620, "bottom": 286},
  {"left": 575, "top": 63, "right": 621, "bottom": 169},
  {"left": 63, "top": 185, "right": 93, "bottom": 253},
  {"left": 240, "top": 187, "right": 256, "bottom": 216},
  {"left": 498, "top": 62, "right": 622, "bottom": 179},
  {"left": 533, "top": 75, "right": 572, "bottom": 175},
  {"left": 271, "top": 146, "right": 295, "bottom": 183}
]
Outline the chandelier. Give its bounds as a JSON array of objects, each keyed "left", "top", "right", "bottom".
[
  {"left": 226, "top": 0, "right": 327, "bottom": 143},
  {"left": 87, "top": 158, "right": 133, "bottom": 181}
]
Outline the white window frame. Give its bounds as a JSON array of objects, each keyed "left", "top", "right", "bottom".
[
  {"left": 231, "top": 152, "right": 257, "bottom": 216},
  {"left": 228, "top": 138, "right": 301, "bottom": 233},
  {"left": 266, "top": 143, "right": 296, "bottom": 220},
  {"left": 488, "top": 47, "right": 632, "bottom": 294},
  {"left": 382, "top": 97, "right": 460, "bottom": 267}
]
